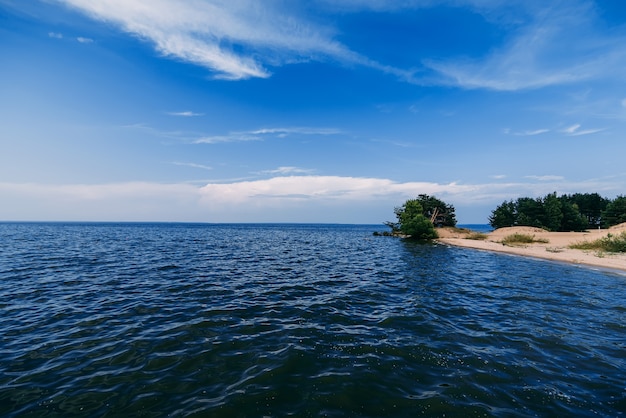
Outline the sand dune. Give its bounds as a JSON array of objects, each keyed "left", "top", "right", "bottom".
[{"left": 437, "top": 223, "right": 626, "bottom": 273}]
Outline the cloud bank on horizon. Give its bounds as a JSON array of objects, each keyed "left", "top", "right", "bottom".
[
  {"left": 1, "top": 0, "right": 625, "bottom": 223},
  {"left": 2, "top": 175, "right": 621, "bottom": 223}
]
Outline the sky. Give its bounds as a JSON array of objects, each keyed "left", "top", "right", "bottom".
[{"left": 1, "top": 0, "right": 625, "bottom": 224}]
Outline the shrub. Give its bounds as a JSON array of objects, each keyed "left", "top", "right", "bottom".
[
  {"left": 570, "top": 232, "right": 626, "bottom": 253},
  {"left": 501, "top": 233, "right": 549, "bottom": 245},
  {"left": 466, "top": 232, "right": 488, "bottom": 240},
  {"left": 392, "top": 199, "right": 438, "bottom": 240}
]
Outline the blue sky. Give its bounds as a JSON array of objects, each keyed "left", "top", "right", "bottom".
[{"left": 1, "top": 0, "right": 625, "bottom": 223}]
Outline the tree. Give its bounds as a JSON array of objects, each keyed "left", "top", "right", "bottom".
[
  {"left": 542, "top": 192, "right": 563, "bottom": 232},
  {"left": 413, "top": 194, "right": 457, "bottom": 227},
  {"left": 558, "top": 199, "right": 588, "bottom": 232},
  {"left": 489, "top": 200, "right": 516, "bottom": 229},
  {"left": 566, "top": 193, "right": 609, "bottom": 228},
  {"left": 602, "top": 196, "right": 626, "bottom": 228},
  {"left": 392, "top": 199, "right": 438, "bottom": 240},
  {"left": 516, "top": 197, "right": 545, "bottom": 228},
  {"left": 489, "top": 192, "right": 617, "bottom": 232}
]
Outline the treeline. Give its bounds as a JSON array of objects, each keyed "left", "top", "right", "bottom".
[{"left": 489, "top": 193, "right": 626, "bottom": 231}]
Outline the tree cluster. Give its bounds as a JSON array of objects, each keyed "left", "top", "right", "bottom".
[
  {"left": 489, "top": 192, "right": 626, "bottom": 231},
  {"left": 386, "top": 194, "right": 456, "bottom": 239}
]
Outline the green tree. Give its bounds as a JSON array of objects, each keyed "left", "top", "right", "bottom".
[
  {"left": 542, "top": 192, "right": 563, "bottom": 232},
  {"left": 489, "top": 192, "right": 614, "bottom": 232},
  {"left": 516, "top": 197, "right": 545, "bottom": 228},
  {"left": 602, "top": 196, "right": 626, "bottom": 228},
  {"left": 567, "top": 193, "right": 610, "bottom": 228},
  {"left": 414, "top": 194, "right": 457, "bottom": 227},
  {"left": 558, "top": 199, "right": 588, "bottom": 232},
  {"left": 489, "top": 200, "right": 516, "bottom": 229},
  {"left": 393, "top": 199, "right": 438, "bottom": 240}
]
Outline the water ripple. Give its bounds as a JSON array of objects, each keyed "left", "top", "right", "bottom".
[{"left": 1, "top": 223, "right": 625, "bottom": 416}]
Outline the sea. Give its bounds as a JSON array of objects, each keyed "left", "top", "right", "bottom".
[{"left": 1, "top": 222, "right": 625, "bottom": 417}]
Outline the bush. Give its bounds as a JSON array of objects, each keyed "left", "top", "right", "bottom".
[
  {"left": 501, "top": 233, "right": 549, "bottom": 245},
  {"left": 466, "top": 232, "right": 488, "bottom": 240},
  {"left": 401, "top": 214, "right": 438, "bottom": 240},
  {"left": 391, "top": 198, "right": 438, "bottom": 240},
  {"left": 570, "top": 232, "right": 626, "bottom": 253}
]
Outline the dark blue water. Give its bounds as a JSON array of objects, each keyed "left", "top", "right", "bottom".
[
  {"left": 1, "top": 223, "right": 625, "bottom": 417},
  {"left": 458, "top": 224, "right": 494, "bottom": 233}
]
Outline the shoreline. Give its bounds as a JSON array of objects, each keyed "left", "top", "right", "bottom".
[{"left": 436, "top": 225, "right": 626, "bottom": 273}]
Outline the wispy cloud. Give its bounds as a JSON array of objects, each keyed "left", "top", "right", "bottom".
[
  {"left": 171, "top": 162, "right": 212, "bottom": 171},
  {"left": 48, "top": 0, "right": 626, "bottom": 88},
  {"left": 250, "top": 127, "right": 342, "bottom": 136},
  {"left": 504, "top": 124, "right": 605, "bottom": 137},
  {"left": 48, "top": 31, "right": 93, "bottom": 44},
  {"left": 122, "top": 123, "right": 193, "bottom": 141},
  {"left": 504, "top": 128, "right": 550, "bottom": 136},
  {"left": 561, "top": 124, "right": 604, "bottom": 136},
  {"left": 258, "top": 167, "right": 315, "bottom": 175},
  {"left": 563, "top": 124, "right": 581, "bottom": 134},
  {"left": 525, "top": 175, "right": 564, "bottom": 181},
  {"left": 195, "top": 127, "right": 342, "bottom": 144},
  {"left": 195, "top": 134, "right": 259, "bottom": 145},
  {"left": 371, "top": 138, "right": 420, "bottom": 148},
  {"left": 55, "top": 0, "right": 378, "bottom": 80},
  {"left": 420, "top": 1, "right": 626, "bottom": 90},
  {"left": 167, "top": 111, "right": 204, "bottom": 117}
]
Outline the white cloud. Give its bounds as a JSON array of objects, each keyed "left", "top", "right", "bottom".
[
  {"left": 561, "top": 124, "right": 604, "bottom": 136},
  {"left": 195, "top": 126, "right": 342, "bottom": 144},
  {"left": 197, "top": 176, "right": 478, "bottom": 209},
  {"left": 48, "top": 0, "right": 626, "bottom": 88},
  {"left": 505, "top": 128, "right": 549, "bottom": 136},
  {"left": 48, "top": 32, "right": 93, "bottom": 43},
  {"left": 258, "top": 167, "right": 315, "bottom": 175},
  {"left": 525, "top": 175, "right": 564, "bottom": 181},
  {"left": 55, "top": 0, "right": 369, "bottom": 80},
  {"left": 622, "top": 98, "right": 626, "bottom": 108},
  {"left": 420, "top": 2, "right": 626, "bottom": 90},
  {"left": 563, "top": 124, "right": 581, "bottom": 134},
  {"left": 1, "top": 174, "right": 624, "bottom": 222},
  {"left": 250, "top": 127, "right": 342, "bottom": 137},
  {"left": 194, "top": 133, "right": 261, "bottom": 144},
  {"left": 371, "top": 138, "right": 420, "bottom": 148},
  {"left": 167, "top": 111, "right": 203, "bottom": 117},
  {"left": 571, "top": 128, "right": 605, "bottom": 136},
  {"left": 171, "top": 162, "right": 212, "bottom": 171}
]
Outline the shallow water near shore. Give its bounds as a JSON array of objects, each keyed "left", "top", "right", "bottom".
[{"left": 1, "top": 222, "right": 625, "bottom": 417}]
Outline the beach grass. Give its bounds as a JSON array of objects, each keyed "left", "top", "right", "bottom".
[
  {"left": 501, "top": 233, "right": 549, "bottom": 246},
  {"left": 466, "top": 232, "right": 488, "bottom": 240},
  {"left": 569, "top": 232, "right": 626, "bottom": 253}
]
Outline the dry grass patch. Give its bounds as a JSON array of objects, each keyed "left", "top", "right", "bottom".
[
  {"left": 466, "top": 232, "right": 488, "bottom": 240},
  {"left": 501, "top": 233, "right": 549, "bottom": 246},
  {"left": 569, "top": 232, "right": 626, "bottom": 253}
]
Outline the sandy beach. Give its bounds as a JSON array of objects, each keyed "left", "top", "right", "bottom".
[{"left": 437, "top": 223, "right": 626, "bottom": 273}]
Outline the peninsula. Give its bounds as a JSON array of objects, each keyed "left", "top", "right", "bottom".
[{"left": 437, "top": 223, "right": 626, "bottom": 273}]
